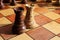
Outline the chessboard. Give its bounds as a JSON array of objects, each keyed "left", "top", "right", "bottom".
[{"left": 0, "top": 3, "right": 60, "bottom": 40}]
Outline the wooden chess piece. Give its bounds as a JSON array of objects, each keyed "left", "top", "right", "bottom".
[
  {"left": 20, "top": 0, "right": 27, "bottom": 4},
  {"left": 52, "top": 0, "right": 60, "bottom": 6},
  {"left": 29, "top": 0, "right": 36, "bottom": 4},
  {"left": 12, "top": 7, "right": 26, "bottom": 35},
  {"left": 0, "top": 0, "right": 5, "bottom": 9},
  {"left": 24, "top": 4, "right": 34, "bottom": 29},
  {"left": 10, "top": 0, "right": 16, "bottom": 6},
  {"left": 3, "top": 0, "right": 10, "bottom": 3},
  {"left": 46, "top": 0, "right": 51, "bottom": 3},
  {"left": 29, "top": 0, "right": 36, "bottom": 2}
]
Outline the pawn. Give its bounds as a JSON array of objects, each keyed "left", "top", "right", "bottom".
[
  {"left": 12, "top": 7, "right": 26, "bottom": 35},
  {"left": 10, "top": 0, "right": 16, "bottom": 6},
  {"left": 24, "top": 4, "right": 33, "bottom": 29},
  {"left": 0, "top": 0, "right": 5, "bottom": 9}
]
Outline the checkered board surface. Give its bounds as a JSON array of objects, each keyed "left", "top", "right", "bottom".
[{"left": 0, "top": 4, "right": 60, "bottom": 40}]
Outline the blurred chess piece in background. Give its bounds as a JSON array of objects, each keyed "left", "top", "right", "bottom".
[
  {"left": 20, "top": 0, "right": 27, "bottom": 4},
  {"left": 10, "top": 0, "right": 16, "bottom": 6},
  {"left": 29, "top": 0, "right": 36, "bottom": 3},
  {"left": 0, "top": 0, "right": 5, "bottom": 9},
  {"left": 3, "top": 0, "right": 10, "bottom": 3},
  {"left": 46, "top": 0, "right": 51, "bottom": 3},
  {"left": 12, "top": 7, "right": 26, "bottom": 35},
  {"left": 29, "top": 0, "right": 36, "bottom": 2},
  {"left": 52, "top": 0, "right": 60, "bottom": 6}
]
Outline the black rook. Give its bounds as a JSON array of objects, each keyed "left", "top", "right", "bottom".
[{"left": 12, "top": 7, "right": 26, "bottom": 35}]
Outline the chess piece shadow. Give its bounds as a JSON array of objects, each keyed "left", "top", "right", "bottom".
[
  {"left": 12, "top": 7, "right": 26, "bottom": 35},
  {"left": 0, "top": 24, "right": 13, "bottom": 34}
]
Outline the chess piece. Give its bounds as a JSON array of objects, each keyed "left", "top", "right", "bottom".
[
  {"left": 46, "top": 0, "right": 51, "bottom": 3},
  {"left": 10, "top": 0, "right": 16, "bottom": 6},
  {"left": 3, "top": 0, "right": 10, "bottom": 3},
  {"left": 12, "top": 7, "right": 26, "bottom": 34},
  {"left": 0, "top": 0, "right": 5, "bottom": 9},
  {"left": 24, "top": 4, "right": 34, "bottom": 29},
  {"left": 29, "top": 0, "right": 36, "bottom": 2},
  {"left": 28, "top": 0, "right": 36, "bottom": 4},
  {"left": 52, "top": 0, "right": 60, "bottom": 6},
  {"left": 20, "top": 0, "right": 27, "bottom": 4}
]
